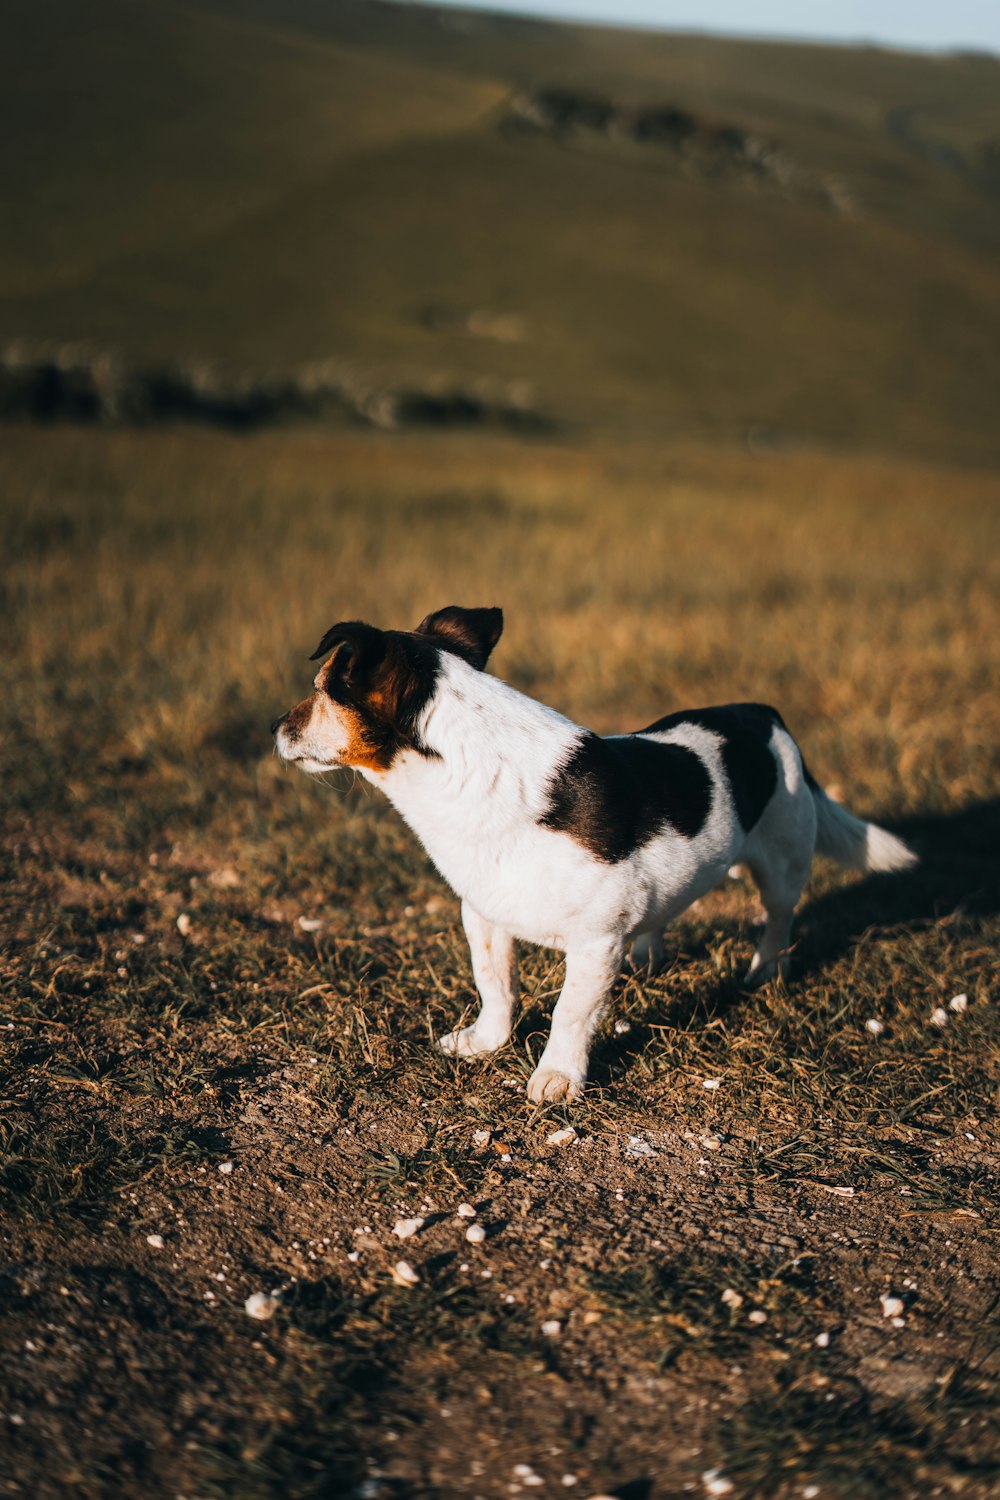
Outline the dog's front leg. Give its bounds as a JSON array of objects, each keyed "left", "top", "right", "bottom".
[
  {"left": 526, "top": 937, "right": 624, "bottom": 1103},
  {"left": 439, "top": 901, "right": 518, "bottom": 1059}
]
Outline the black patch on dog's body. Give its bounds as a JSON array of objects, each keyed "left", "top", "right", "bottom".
[
  {"left": 539, "top": 732, "right": 713, "bottom": 863},
  {"left": 639, "top": 703, "right": 782, "bottom": 835}
]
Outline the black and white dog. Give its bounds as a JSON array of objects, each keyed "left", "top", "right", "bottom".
[{"left": 273, "top": 606, "right": 915, "bottom": 1102}]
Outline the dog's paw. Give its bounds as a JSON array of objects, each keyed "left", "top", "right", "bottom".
[
  {"left": 526, "top": 1067, "right": 583, "bottom": 1104},
  {"left": 439, "top": 1024, "right": 506, "bottom": 1059},
  {"left": 743, "top": 955, "right": 792, "bottom": 990}
]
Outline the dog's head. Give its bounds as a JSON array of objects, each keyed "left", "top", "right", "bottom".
[{"left": 271, "top": 605, "right": 503, "bottom": 774}]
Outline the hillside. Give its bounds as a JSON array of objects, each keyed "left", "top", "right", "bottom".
[{"left": 3, "top": 0, "right": 1000, "bottom": 458}]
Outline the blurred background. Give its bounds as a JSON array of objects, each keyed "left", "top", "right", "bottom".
[{"left": 3, "top": 0, "right": 1000, "bottom": 459}]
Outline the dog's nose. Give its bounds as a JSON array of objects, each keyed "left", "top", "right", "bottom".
[{"left": 270, "top": 714, "right": 287, "bottom": 736}]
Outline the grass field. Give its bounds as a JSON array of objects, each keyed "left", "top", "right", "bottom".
[
  {"left": 2, "top": 425, "right": 998, "bottom": 1498},
  {"left": 3, "top": 0, "right": 1000, "bottom": 1494}
]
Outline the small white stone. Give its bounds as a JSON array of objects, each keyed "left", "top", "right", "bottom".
[
  {"left": 465, "top": 1223, "right": 487, "bottom": 1245},
  {"left": 541, "top": 1319, "right": 562, "bottom": 1337},
  {"left": 614, "top": 1019, "right": 632, "bottom": 1035},
  {"left": 720, "top": 1289, "right": 744, "bottom": 1312},
  {"left": 702, "top": 1472, "right": 734, "bottom": 1497},
  {"left": 473, "top": 1129, "right": 491, "bottom": 1145},
  {"left": 217, "top": 1161, "right": 234, "bottom": 1175},
  {"left": 865, "top": 1018, "right": 885, "bottom": 1035},
  {"left": 626, "top": 1135, "right": 656, "bottom": 1158},
  {"left": 145, "top": 1234, "right": 164, "bottom": 1250},
  {"left": 296, "top": 916, "right": 323, "bottom": 933},
  {"left": 880, "top": 1294, "right": 905, "bottom": 1318},
  {"left": 891, "top": 1316, "right": 906, "bottom": 1328},
  {"left": 803, "top": 1487, "right": 821, "bottom": 1498},
  {"left": 815, "top": 1331, "right": 831, "bottom": 1349},
  {"left": 949, "top": 993, "right": 968, "bottom": 1013},
  {"left": 561, "top": 1478, "right": 578, "bottom": 1489},
  {"left": 347, "top": 1250, "right": 360, "bottom": 1264},
  {"left": 390, "top": 1260, "right": 420, "bottom": 1288},
  {"left": 702, "top": 1077, "right": 722, "bottom": 1091},
  {"left": 747, "top": 1309, "right": 767, "bottom": 1325},
  {"left": 176, "top": 913, "right": 192, "bottom": 937},
  {"left": 699, "top": 1134, "right": 722, "bottom": 1151},
  {"left": 547, "top": 1127, "right": 577, "bottom": 1147},
  {"left": 456, "top": 1203, "right": 477, "bottom": 1219},
  {"left": 929, "top": 1007, "right": 949, "bottom": 1028},
  {"left": 392, "top": 1217, "right": 425, "bottom": 1240},
  {"left": 244, "top": 1291, "right": 280, "bottom": 1321}
]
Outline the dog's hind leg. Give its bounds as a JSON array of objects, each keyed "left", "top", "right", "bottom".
[
  {"left": 627, "top": 929, "right": 666, "bottom": 974},
  {"left": 743, "top": 878, "right": 798, "bottom": 988},
  {"left": 439, "top": 901, "right": 518, "bottom": 1058},
  {"left": 742, "top": 795, "right": 815, "bottom": 989},
  {"left": 527, "top": 936, "right": 624, "bottom": 1102}
]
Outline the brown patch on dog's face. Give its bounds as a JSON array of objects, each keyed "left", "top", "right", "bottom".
[
  {"left": 281, "top": 696, "right": 314, "bottom": 742},
  {"left": 274, "top": 608, "right": 503, "bottom": 775},
  {"left": 312, "top": 646, "right": 402, "bottom": 773},
  {"left": 274, "top": 625, "right": 442, "bottom": 775}
]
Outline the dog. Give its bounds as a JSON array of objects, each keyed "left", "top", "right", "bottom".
[{"left": 272, "top": 605, "right": 916, "bottom": 1102}]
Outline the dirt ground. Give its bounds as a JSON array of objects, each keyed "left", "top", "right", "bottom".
[{"left": 3, "top": 808, "right": 997, "bottom": 1500}]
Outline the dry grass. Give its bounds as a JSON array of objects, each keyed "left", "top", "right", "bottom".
[{"left": 1, "top": 425, "right": 999, "bottom": 1498}]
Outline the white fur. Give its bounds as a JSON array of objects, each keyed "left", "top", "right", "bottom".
[{"left": 277, "top": 651, "right": 914, "bottom": 1101}]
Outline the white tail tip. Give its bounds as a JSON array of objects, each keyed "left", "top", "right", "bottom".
[{"left": 864, "top": 822, "right": 918, "bottom": 873}]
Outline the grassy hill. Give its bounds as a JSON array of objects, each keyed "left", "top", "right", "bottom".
[{"left": 3, "top": 0, "right": 1000, "bottom": 456}]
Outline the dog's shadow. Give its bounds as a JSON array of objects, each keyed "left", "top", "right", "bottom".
[{"left": 591, "top": 795, "right": 1000, "bottom": 1083}]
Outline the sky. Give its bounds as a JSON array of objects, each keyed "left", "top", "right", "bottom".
[{"left": 416, "top": 0, "right": 1000, "bottom": 54}]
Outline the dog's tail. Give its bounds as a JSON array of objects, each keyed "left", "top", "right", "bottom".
[{"left": 810, "top": 782, "right": 917, "bottom": 873}]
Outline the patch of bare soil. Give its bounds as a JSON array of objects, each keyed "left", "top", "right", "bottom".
[
  {"left": 2, "top": 1054, "right": 998, "bottom": 1496},
  {"left": 1, "top": 824, "right": 998, "bottom": 1499}
]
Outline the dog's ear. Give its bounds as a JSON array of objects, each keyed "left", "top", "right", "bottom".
[
  {"left": 309, "top": 620, "right": 387, "bottom": 683},
  {"left": 416, "top": 606, "right": 503, "bottom": 670}
]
